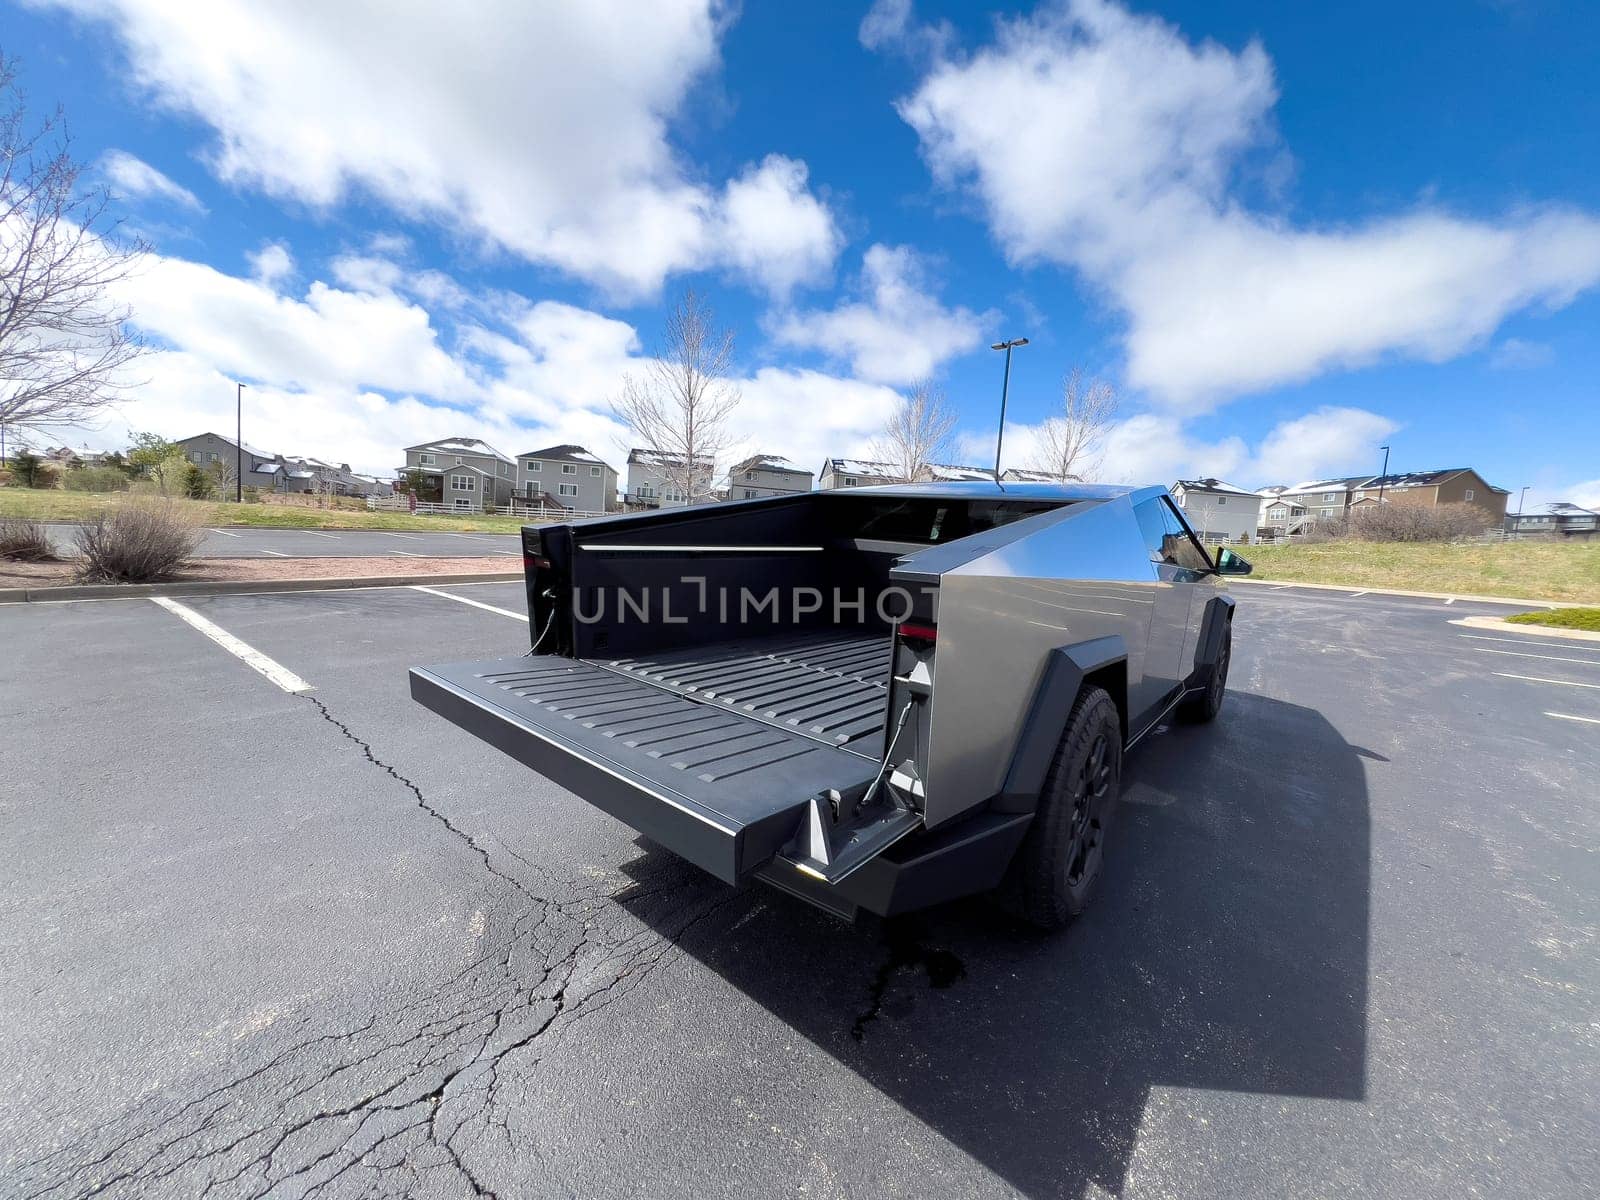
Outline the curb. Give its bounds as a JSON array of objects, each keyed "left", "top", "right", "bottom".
[
  {"left": 1448, "top": 615, "right": 1600, "bottom": 644},
  {"left": 0, "top": 571, "right": 522, "bottom": 604},
  {"left": 1231, "top": 578, "right": 1565, "bottom": 608}
]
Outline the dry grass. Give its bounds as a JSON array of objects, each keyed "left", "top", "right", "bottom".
[
  {"left": 1241, "top": 540, "right": 1600, "bottom": 604},
  {"left": 1505, "top": 607, "right": 1600, "bottom": 631},
  {"left": 76, "top": 499, "right": 204, "bottom": 582},
  {"left": 0, "top": 516, "right": 57, "bottom": 561},
  {"left": 0, "top": 486, "right": 535, "bottom": 533}
]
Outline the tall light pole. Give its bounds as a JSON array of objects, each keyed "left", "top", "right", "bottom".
[
  {"left": 990, "top": 337, "right": 1029, "bottom": 482},
  {"left": 1518, "top": 486, "right": 1530, "bottom": 518},
  {"left": 1376, "top": 444, "right": 1391, "bottom": 504},
  {"left": 235, "top": 381, "right": 247, "bottom": 502}
]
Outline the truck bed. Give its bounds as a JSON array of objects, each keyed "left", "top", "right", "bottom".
[{"left": 409, "top": 631, "right": 894, "bottom": 884}]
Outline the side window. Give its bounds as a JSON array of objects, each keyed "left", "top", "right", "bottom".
[
  {"left": 1160, "top": 498, "right": 1214, "bottom": 573},
  {"left": 1134, "top": 499, "right": 1169, "bottom": 564}
]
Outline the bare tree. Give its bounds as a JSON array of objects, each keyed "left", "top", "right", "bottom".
[
  {"left": 873, "top": 380, "right": 958, "bottom": 483},
  {"left": 1028, "top": 368, "right": 1118, "bottom": 482},
  {"left": 1, "top": 54, "right": 145, "bottom": 441},
  {"left": 612, "top": 289, "right": 739, "bottom": 505}
]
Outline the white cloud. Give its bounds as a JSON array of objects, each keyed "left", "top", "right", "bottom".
[
  {"left": 889, "top": 0, "right": 1600, "bottom": 406},
  {"left": 45, "top": 0, "right": 839, "bottom": 297},
  {"left": 93, "top": 245, "right": 893, "bottom": 480},
  {"left": 98, "top": 149, "right": 203, "bottom": 212},
  {"left": 246, "top": 241, "right": 294, "bottom": 287},
  {"left": 717, "top": 156, "right": 842, "bottom": 298},
  {"left": 771, "top": 244, "right": 989, "bottom": 384},
  {"left": 958, "top": 403, "right": 1396, "bottom": 489},
  {"left": 1569, "top": 481, "right": 1600, "bottom": 510},
  {"left": 1247, "top": 406, "right": 1399, "bottom": 485}
]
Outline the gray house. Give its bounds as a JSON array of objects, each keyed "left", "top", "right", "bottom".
[
  {"left": 399, "top": 437, "right": 515, "bottom": 511},
  {"left": 725, "top": 454, "right": 813, "bottom": 500},
  {"left": 818, "top": 457, "right": 900, "bottom": 489},
  {"left": 625, "top": 448, "right": 714, "bottom": 509},
  {"left": 516, "top": 444, "right": 618, "bottom": 512},
  {"left": 177, "top": 432, "right": 277, "bottom": 485},
  {"left": 1171, "top": 478, "right": 1259, "bottom": 544}
]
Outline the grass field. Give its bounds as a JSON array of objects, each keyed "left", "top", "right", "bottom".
[
  {"left": 1505, "top": 606, "right": 1600, "bottom": 631},
  {"left": 0, "top": 488, "right": 533, "bottom": 533},
  {"left": 1240, "top": 540, "right": 1600, "bottom": 604}
]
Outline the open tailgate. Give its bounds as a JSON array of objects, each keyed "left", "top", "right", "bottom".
[{"left": 409, "top": 656, "right": 880, "bottom": 884}]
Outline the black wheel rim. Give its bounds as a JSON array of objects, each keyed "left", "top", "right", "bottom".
[{"left": 1064, "top": 731, "right": 1113, "bottom": 888}]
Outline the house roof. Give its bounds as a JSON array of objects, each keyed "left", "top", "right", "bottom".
[
  {"left": 627, "top": 447, "right": 713, "bottom": 469},
  {"left": 178, "top": 431, "right": 277, "bottom": 461},
  {"left": 729, "top": 453, "right": 809, "bottom": 476},
  {"left": 518, "top": 443, "right": 611, "bottom": 468},
  {"left": 1174, "top": 477, "right": 1256, "bottom": 497},
  {"left": 1001, "top": 468, "right": 1067, "bottom": 482},
  {"left": 405, "top": 437, "right": 513, "bottom": 464},
  {"left": 921, "top": 462, "right": 998, "bottom": 482},
  {"left": 1358, "top": 468, "right": 1508, "bottom": 494},
  {"left": 821, "top": 457, "right": 899, "bottom": 478},
  {"left": 1547, "top": 502, "right": 1599, "bottom": 516}
]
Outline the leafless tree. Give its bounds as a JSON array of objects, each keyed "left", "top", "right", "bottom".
[
  {"left": 1, "top": 54, "right": 145, "bottom": 441},
  {"left": 1029, "top": 368, "right": 1118, "bottom": 482},
  {"left": 612, "top": 289, "right": 739, "bottom": 505},
  {"left": 873, "top": 379, "right": 957, "bottom": 483}
]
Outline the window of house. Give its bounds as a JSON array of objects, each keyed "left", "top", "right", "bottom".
[
  {"left": 451, "top": 475, "right": 475, "bottom": 492},
  {"left": 559, "top": 483, "right": 578, "bottom": 497},
  {"left": 845, "top": 476, "right": 857, "bottom": 486},
  {"left": 454, "top": 456, "right": 463, "bottom": 465},
  {"left": 454, "top": 497, "right": 471, "bottom": 508},
  {"left": 561, "top": 463, "right": 577, "bottom": 474},
  {"left": 590, "top": 466, "right": 601, "bottom": 476},
  {"left": 1463, "top": 488, "right": 1474, "bottom": 501},
  {"left": 526, "top": 460, "right": 540, "bottom": 472},
  {"left": 1217, "top": 496, "right": 1226, "bottom": 505},
  {"left": 420, "top": 453, "right": 435, "bottom": 466},
  {"left": 1323, "top": 492, "right": 1337, "bottom": 502}
]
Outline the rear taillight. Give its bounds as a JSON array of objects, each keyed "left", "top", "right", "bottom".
[{"left": 897, "top": 621, "right": 937, "bottom": 646}]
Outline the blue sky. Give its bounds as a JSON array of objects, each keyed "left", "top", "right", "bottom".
[{"left": 10, "top": 0, "right": 1599, "bottom": 506}]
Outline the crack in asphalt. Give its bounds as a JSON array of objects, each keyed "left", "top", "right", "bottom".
[{"left": 17, "top": 697, "right": 742, "bottom": 1200}]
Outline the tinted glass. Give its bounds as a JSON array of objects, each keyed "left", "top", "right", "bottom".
[
  {"left": 1160, "top": 499, "right": 1214, "bottom": 572},
  {"left": 851, "top": 498, "right": 1067, "bottom": 544},
  {"left": 1134, "top": 498, "right": 1168, "bottom": 562}
]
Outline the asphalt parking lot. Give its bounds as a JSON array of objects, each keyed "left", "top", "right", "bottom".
[
  {"left": 2, "top": 582, "right": 1595, "bottom": 1198},
  {"left": 43, "top": 523, "right": 523, "bottom": 558}
]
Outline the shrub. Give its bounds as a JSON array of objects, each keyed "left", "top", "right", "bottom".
[
  {"left": 182, "top": 461, "right": 212, "bottom": 499},
  {"left": 61, "top": 466, "right": 130, "bottom": 493},
  {"left": 11, "top": 450, "right": 51, "bottom": 488},
  {"left": 0, "top": 516, "right": 57, "bottom": 561},
  {"left": 75, "top": 499, "right": 202, "bottom": 583},
  {"left": 1349, "top": 503, "right": 1491, "bottom": 542}
]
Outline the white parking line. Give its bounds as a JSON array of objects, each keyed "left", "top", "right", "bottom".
[
  {"left": 260, "top": 549, "right": 290, "bottom": 557},
  {"left": 1472, "top": 647, "right": 1600, "bottom": 667},
  {"left": 383, "top": 532, "right": 423, "bottom": 540},
  {"left": 150, "top": 597, "right": 312, "bottom": 693},
  {"left": 1347, "top": 590, "right": 1368, "bottom": 598},
  {"left": 450, "top": 533, "right": 493, "bottom": 542},
  {"left": 391, "top": 550, "right": 425, "bottom": 557},
  {"left": 1546, "top": 712, "right": 1600, "bottom": 726},
  {"left": 296, "top": 530, "right": 340, "bottom": 539},
  {"left": 208, "top": 528, "right": 242, "bottom": 537},
  {"left": 410, "top": 585, "right": 528, "bottom": 622},
  {"left": 1461, "top": 634, "right": 1578, "bottom": 647},
  {"left": 1494, "top": 672, "right": 1600, "bottom": 690},
  {"left": 1444, "top": 597, "right": 1455, "bottom": 605}
]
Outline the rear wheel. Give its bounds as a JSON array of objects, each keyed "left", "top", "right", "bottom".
[
  {"left": 1179, "top": 623, "right": 1232, "bottom": 723},
  {"left": 1000, "top": 685, "right": 1122, "bottom": 929}
]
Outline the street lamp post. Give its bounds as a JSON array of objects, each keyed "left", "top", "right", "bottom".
[
  {"left": 1376, "top": 444, "right": 1391, "bottom": 504},
  {"left": 990, "top": 337, "right": 1029, "bottom": 482},
  {"left": 235, "top": 382, "right": 247, "bottom": 502}
]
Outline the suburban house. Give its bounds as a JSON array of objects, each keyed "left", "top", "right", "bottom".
[
  {"left": 1505, "top": 502, "right": 1598, "bottom": 540},
  {"left": 818, "top": 458, "right": 900, "bottom": 489},
  {"left": 915, "top": 462, "right": 998, "bottom": 483},
  {"left": 625, "top": 447, "right": 714, "bottom": 509},
  {"left": 516, "top": 445, "right": 618, "bottom": 512},
  {"left": 1171, "top": 479, "right": 1259, "bottom": 544},
  {"left": 725, "top": 454, "right": 813, "bottom": 500},
  {"left": 1256, "top": 486, "right": 1312, "bottom": 538},
  {"left": 178, "top": 432, "right": 277, "bottom": 482},
  {"left": 1001, "top": 468, "right": 1065, "bottom": 483},
  {"left": 1349, "top": 468, "right": 1509, "bottom": 525},
  {"left": 398, "top": 437, "right": 516, "bottom": 511}
]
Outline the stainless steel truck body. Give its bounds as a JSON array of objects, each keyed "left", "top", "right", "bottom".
[{"left": 411, "top": 482, "right": 1248, "bottom": 925}]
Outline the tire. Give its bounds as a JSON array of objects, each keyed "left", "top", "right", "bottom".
[
  {"left": 1179, "top": 623, "right": 1232, "bottom": 724},
  {"left": 999, "top": 685, "right": 1122, "bottom": 930}
]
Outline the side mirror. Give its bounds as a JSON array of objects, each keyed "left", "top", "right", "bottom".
[{"left": 1215, "top": 547, "right": 1253, "bottom": 576}]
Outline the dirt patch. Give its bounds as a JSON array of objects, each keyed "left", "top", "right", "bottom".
[{"left": 1, "top": 556, "right": 517, "bottom": 590}]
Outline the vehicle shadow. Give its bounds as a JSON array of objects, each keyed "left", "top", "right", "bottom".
[{"left": 620, "top": 692, "right": 1372, "bottom": 1199}]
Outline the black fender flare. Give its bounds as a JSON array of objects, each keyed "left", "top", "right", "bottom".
[
  {"left": 1190, "top": 592, "right": 1236, "bottom": 686},
  {"left": 993, "top": 635, "right": 1127, "bottom": 814}
]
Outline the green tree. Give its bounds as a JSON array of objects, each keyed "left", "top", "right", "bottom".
[
  {"left": 11, "top": 449, "right": 46, "bottom": 487},
  {"left": 182, "top": 461, "right": 211, "bottom": 499},
  {"left": 126, "top": 432, "right": 183, "bottom": 491}
]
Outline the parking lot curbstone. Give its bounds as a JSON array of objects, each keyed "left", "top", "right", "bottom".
[
  {"left": 0, "top": 572, "right": 522, "bottom": 604},
  {"left": 1448, "top": 614, "right": 1600, "bottom": 643},
  {"left": 1231, "top": 578, "right": 1563, "bottom": 608}
]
